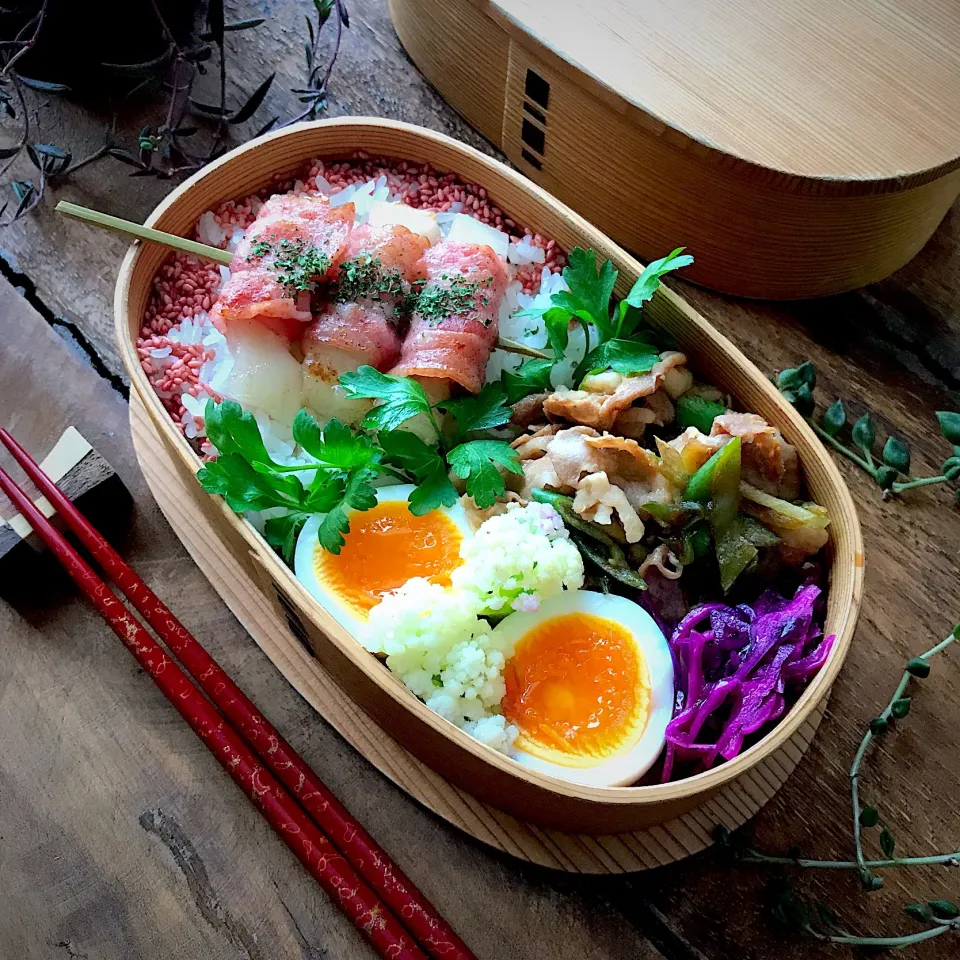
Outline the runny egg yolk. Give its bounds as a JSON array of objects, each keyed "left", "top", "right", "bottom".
[
  {"left": 314, "top": 501, "right": 462, "bottom": 616},
  {"left": 502, "top": 613, "right": 651, "bottom": 767}
]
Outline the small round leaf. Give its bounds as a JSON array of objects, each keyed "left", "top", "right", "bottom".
[
  {"left": 814, "top": 902, "right": 840, "bottom": 930},
  {"left": 875, "top": 465, "right": 898, "bottom": 490},
  {"left": 891, "top": 697, "right": 912, "bottom": 719},
  {"left": 953, "top": 623, "right": 960, "bottom": 640},
  {"left": 870, "top": 717, "right": 888, "bottom": 735},
  {"left": 777, "top": 362, "right": 817, "bottom": 393},
  {"left": 906, "top": 657, "right": 930, "bottom": 678},
  {"left": 821, "top": 399, "right": 846, "bottom": 437},
  {"left": 852, "top": 413, "right": 876, "bottom": 454},
  {"left": 928, "top": 900, "right": 960, "bottom": 920},
  {"left": 792, "top": 384, "right": 815, "bottom": 417},
  {"left": 859, "top": 805, "right": 880, "bottom": 828},
  {"left": 881, "top": 436, "right": 911, "bottom": 474},
  {"left": 904, "top": 903, "right": 934, "bottom": 924},
  {"left": 879, "top": 827, "right": 895, "bottom": 858},
  {"left": 936, "top": 411, "right": 960, "bottom": 445}
]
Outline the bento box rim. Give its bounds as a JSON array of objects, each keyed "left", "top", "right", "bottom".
[{"left": 114, "top": 116, "right": 864, "bottom": 810}]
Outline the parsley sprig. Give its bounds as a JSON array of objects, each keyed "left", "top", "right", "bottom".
[
  {"left": 518, "top": 246, "right": 693, "bottom": 384},
  {"left": 197, "top": 399, "right": 380, "bottom": 559},
  {"left": 340, "top": 366, "right": 521, "bottom": 512}
]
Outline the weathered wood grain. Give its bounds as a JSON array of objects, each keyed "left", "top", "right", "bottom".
[
  {"left": 2, "top": 0, "right": 960, "bottom": 957},
  {"left": 0, "top": 278, "right": 667, "bottom": 959}
]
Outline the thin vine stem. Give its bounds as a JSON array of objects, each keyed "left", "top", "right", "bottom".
[
  {"left": 817, "top": 923, "right": 958, "bottom": 949},
  {"left": 893, "top": 475, "right": 949, "bottom": 493},
  {"left": 809, "top": 420, "right": 876, "bottom": 475},
  {"left": 739, "top": 850, "right": 960, "bottom": 870},
  {"left": 850, "top": 631, "right": 957, "bottom": 877},
  {"left": 1, "top": 0, "right": 48, "bottom": 79}
]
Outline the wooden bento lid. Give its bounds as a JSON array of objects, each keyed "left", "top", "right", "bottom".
[{"left": 491, "top": 0, "right": 960, "bottom": 187}]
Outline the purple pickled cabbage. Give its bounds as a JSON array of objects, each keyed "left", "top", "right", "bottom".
[{"left": 661, "top": 581, "right": 835, "bottom": 782}]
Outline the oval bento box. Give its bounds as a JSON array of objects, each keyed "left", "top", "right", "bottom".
[{"left": 115, "top": 118, "right": 864, "bottom": 833}]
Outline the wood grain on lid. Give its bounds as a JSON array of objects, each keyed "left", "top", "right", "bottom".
[{"left": 492, "top": 0, "right": 960, "bottom": 183}]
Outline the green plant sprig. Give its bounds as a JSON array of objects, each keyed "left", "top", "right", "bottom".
[
  {"left": 848, "top": 628, "right": 959, "bottom": 889},
  {"left": 339, "top": 366, "right": 521, "bottom": 512},
  {"left": 763, "top": 877, "right": 960, "bottom": 951},
  {"left": 515, "top": 246, "right": 692, "bottom": 384},
  {"left": 0, "top": 0, "right": 350, "bottom": 222},
  {"left": 716, "top": 623, "right": 960, "bottom": 950},
  {"left": 777, "top": 361, "right": 960, "bottom": 500}
]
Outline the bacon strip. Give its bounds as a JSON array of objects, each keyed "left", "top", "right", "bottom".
[
  {"left": 302, "top": 224, "right": 428, "bottom": 373},
  {"left": 390, "top": 240, "right": 508, "bottom": 394},
  {"left": 212, "top": 194, "right": 355, "bottom": 341}
]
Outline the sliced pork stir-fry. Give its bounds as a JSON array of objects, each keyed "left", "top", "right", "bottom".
[
  {"left": 514, "top": 392, "right": 823, "bottom": 580},
  {"left": 514, "top": 425, "right": 681, "bottom": 543},
  {"left": 540, "top": 352, "right": 692, "bottom": 436},
  {"left": 710, "top": 412, "right": 800, "bottom": 500}
]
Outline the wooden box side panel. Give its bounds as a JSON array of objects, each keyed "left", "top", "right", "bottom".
[{"left": 499, "top": 45, "right": 960, "bottom": 298}]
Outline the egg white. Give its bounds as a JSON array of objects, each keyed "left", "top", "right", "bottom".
[
  {"left": 293, "top": 484, "right": 472, "bottom": 635},
  {"left": 493, "top": 590, "right": 674, "bottom": 788}
]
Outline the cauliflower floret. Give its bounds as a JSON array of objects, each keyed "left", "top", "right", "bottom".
[
  {"left": 361, "top": 502, "right": 585, "bottom": 755},
  {"left": 452, "top": 502, "right": 584, "bottom": 616},
  {"left": 462, "top": 715, "right": 518, "bottom": 754},
  {"left": 362, "top": 579, "right": 517, "bottom": 752}
]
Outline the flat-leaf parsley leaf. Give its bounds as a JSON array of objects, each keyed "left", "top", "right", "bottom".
[
  {"left": 340, "top": 365, "right": 438, "bottom": 435},
  {"left": 447, "top": 440, "right": 522, "bottom": 509}
]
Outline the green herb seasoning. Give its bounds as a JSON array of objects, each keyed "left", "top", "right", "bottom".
[
  {"left": 245, "top": 235, "right": 330, "bottom": 295},
  {"left": 334, "top": 253, "right": 405, "bottom": 304},
  {"left": 413, "top": 276, "right": 484, "bottom": 325},
  {"left": 273, "top": 238, "right": 331, "bottom": 293}
]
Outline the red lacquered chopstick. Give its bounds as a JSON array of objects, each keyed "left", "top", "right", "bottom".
[
  {"left": 0, "top": 463, "right": 427, "bottom": 960},
  {"left": 0, "top": 429, "right": 474, "bottom": 960}
]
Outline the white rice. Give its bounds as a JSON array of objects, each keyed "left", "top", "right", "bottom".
[
  {"left": 507, "top": 234, "right": 546, "bottom": 266},
  {"left": 197, "top": 211, "right": 227, "bottom": 248},
  {"left": 484, "top": 267, "right": 582, "bottom": 388}
]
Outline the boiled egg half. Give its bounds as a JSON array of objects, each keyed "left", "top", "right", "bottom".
[
  {"left": 494, "top": 591, "right": 674, "bottom": 787},
  {"left": 294, "top": 484, "right": 471, "bottom": 635}
]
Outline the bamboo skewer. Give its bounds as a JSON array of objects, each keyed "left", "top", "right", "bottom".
[
  {"left": 56, "top": 201, "right": 551, "bottom": 361},
  {"left": 58, "top": 201, "right": 234, "bottom": 265}
]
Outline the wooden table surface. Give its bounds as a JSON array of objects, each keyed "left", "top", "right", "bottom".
[{"left": 2, "top": 3, "right": 959, "bottom": 958}]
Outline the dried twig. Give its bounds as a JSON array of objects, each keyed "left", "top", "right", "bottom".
[{"left": 0, "top": 0, "right": 349, "bottom": 224}]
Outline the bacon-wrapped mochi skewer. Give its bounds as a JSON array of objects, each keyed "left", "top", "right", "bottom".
[
  {"left": 211, "top": 194, "right": 355, "bottom": 341},
  {"left": 209, "top": 195, "right": 354, "bottom": 425},
  {"left": 301, "top": 223, "right": 430, "bottom": 424},
  {"left": 389, "top": 240, "right": 509, "bottom": 397}
]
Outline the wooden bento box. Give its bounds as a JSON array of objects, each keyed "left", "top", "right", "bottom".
[
  {"left": 115, "top": 118, "right": 864, "bottom": 833},
  {"left": 390, "top": 0, "right": 960, "bottom": 299}
]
